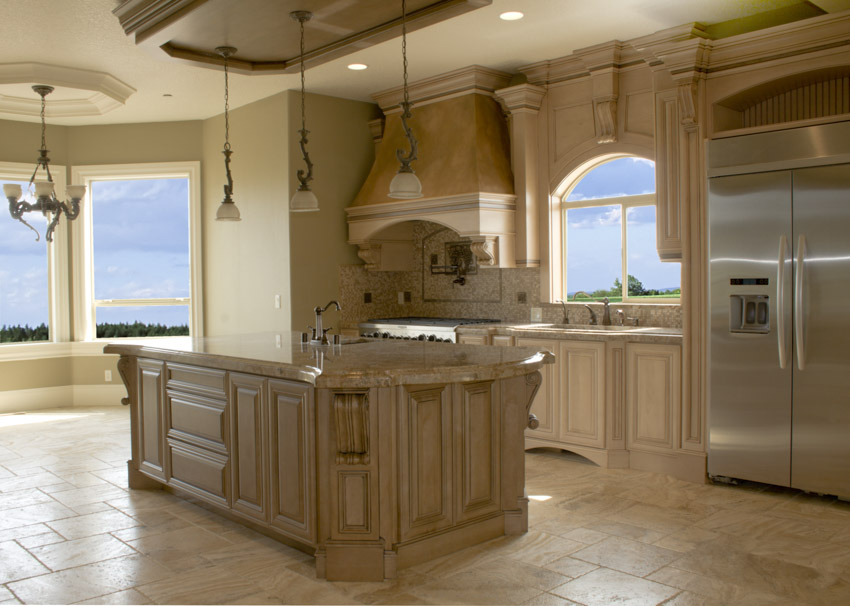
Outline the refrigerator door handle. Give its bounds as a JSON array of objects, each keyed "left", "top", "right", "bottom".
[
  {"left": 795, "top": 235, "right": 807, "bottom": 371},
  {"left": 778, "top": 235, "right": 788, "bottom": 369}
]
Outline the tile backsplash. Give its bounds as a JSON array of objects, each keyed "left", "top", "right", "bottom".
[{"left": 339, "top": 221, "right": 681, "bottom": 330}]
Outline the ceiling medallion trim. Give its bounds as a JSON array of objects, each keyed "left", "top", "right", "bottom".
[{"left": 0, "top": 63, "right": 136, "bottom": 118}]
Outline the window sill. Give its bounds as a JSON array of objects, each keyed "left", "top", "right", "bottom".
[{"left": 0, "top": 337, "right": 181, "bottom": 361}]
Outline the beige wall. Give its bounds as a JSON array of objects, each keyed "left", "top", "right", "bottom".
[
  {"left": 0, "top": 119, "right": 69, "bottom": 165},
  {"left": 203, "top": 91, "right": 293, "bottom": 336},
  {"left": 68, "top": 122, "right": 203, "bottom": 166},
  {"left": 287, "top": 91, "right": 378, "bottom": 331}
]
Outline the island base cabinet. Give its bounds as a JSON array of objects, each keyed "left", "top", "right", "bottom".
[{"left": 121, "top": 356, "right": 542, "bottom": 581}]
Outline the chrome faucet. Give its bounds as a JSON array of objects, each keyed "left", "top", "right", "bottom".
[
  {"left": 555, "top": 299, "right": 569, "bottom": 324},
  {"left": 309, "top": 300, "right": 341, "bottom": 344},
  {"left": 571, "top": 291, "right": 611, "bottom": 326}
]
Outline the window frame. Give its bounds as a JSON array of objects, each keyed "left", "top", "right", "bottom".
[
  {"left": 0, "top": 161, "right": 71, "bottom": 345},
  {"left": 71, "top": 162, "right": 203, "bottom": 341},
  {"left": 557, "top": 157, "right": 680, "bottom": 304}
]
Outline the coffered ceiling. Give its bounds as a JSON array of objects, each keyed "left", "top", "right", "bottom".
[{"left": 1, "top": 0, "right": 848, "bottom": 126}]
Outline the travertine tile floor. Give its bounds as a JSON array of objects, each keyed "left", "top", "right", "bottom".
[{"left": 1, "top": 407, "right": 849, "bottom": 605}]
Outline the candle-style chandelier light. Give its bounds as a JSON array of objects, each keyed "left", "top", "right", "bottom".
[
  {"left": 289, "top": 10, "right": 319, "bottom": 212},
  {"left": 388, "top": 0, "right": 423, "bottom": 199},
  {"left": 215, "top": 46, "right": 242, "bottom": 221},
  {"left": 4, "top": 85, "right": 86, "bottom": 242}
]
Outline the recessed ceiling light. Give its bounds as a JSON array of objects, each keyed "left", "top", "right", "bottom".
[
  {"left": 499, "top": 11, "right": 524, "bottom": 21},
  {"left": 347, "top": 63, "right": 368, "bottom": 71}
]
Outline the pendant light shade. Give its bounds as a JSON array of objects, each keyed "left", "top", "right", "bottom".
[
  {"left": 290, "top": 10, "right": 319, "bottom": 213},
  {"left": 388, "top": 0, "right": 423, "bottom": 199},
  {"left": 290, "top": 188, "right": 319, "bottom": 212},
  {"left": 215, "top": 46, "right": 241, "bottom": 221},
  {"left": 388, "top": 171, "right": 422, "bottom": 199}
]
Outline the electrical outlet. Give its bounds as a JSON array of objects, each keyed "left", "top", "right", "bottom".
[
  {"left": 364, "top": 292, "right": 372, "bottom": 303},
  {"left": 517, "top": 291, "right": 527, "bottom": 304},
  {"left": 274, "top": 294, "right": 281, "bottom": 309},
  {"left": 397, "top": 291, "right": 405, "bottom": 304},
  {"left": 275, "top": 334, "right": 282, "bottom": 348},
  {"left": 105, "top": 370, "right": 112, "bottom": 382},
  {"left": 530, "top": 307, "right": 542, "bottom": 322},
  {"left": 404, "top": 291, "right": 411, "bottom": 303}
]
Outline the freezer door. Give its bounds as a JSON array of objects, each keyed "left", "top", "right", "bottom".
[
  {"left": 791, "top": 164, "right": 850, "bottom": 498},
  {"left": 708, "top": 171, "right": 793, "bottom": 486}
]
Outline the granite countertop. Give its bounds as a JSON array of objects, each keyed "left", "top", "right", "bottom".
[
  {"left": 456, "top": 322, "right": 683, "bottom": 345},
  {"left": 104, "top": 332, "right": 555, "bottom": 389}
]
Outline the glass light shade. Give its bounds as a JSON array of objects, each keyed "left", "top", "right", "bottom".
[
  {"left": 290, "top": 188, "right": 319, "bottom": 212},
  {"left": 3, "top": 183, "right": 22, "bottom": 199},
  {"left": 215, "top": 201, "right": 241, "bottom": 221},
  {"left": 35, "top": 181, "right": 54, "bottom": 197},
  {"left": 388, "top": 171, "right": 423, "bottom": 199},
  {"left": 66, "top": 185, "right": 86, "bottom": 199}
]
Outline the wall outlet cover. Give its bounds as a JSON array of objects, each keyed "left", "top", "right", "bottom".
[
  {"left": 530, "top": 307, "right": 542, "bottom": 321},
  {"left": 364, "top": 292, "right": 372, "bottom": 303},
  {"left": 517, "top": 291, "right": 527, "bottom": 304}
]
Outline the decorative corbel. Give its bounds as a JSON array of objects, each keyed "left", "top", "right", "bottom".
[
  {"left": 356, "top": 243, "right": 380, "bottom": 271},
  {"left": 333, "top": 391, "right": 370, "bottom": 465},
  {"left": 469, "top": 237, "right": 497, "bottom": 266},
  {"left": 677, "top": 81, "right": 699, "bottom": 132},
  {"left": 593, "top": 97, "right": 618, "bottom": 144}
]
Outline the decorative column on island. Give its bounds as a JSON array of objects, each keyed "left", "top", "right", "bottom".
[{"left": 107, "top": 333, "right": 553, "bottom": 581}]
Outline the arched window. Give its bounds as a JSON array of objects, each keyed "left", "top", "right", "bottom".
[{"left": 561, "top": 157, "right": 680, "bottom": 302}]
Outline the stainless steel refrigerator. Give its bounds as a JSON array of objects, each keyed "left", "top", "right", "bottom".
[{"left": 708, "top": 121, "right": 850, "bottom": 498}]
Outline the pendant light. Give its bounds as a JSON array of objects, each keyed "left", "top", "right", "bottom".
[
  {"left": 388, "top": 0, "right": 423, "bottom": 199},
  {"left": 289, "top": 10, "right": 319, "bottom": 212},
  {"left": 215, "top": 46, "right": 241, "bottom": 221}
]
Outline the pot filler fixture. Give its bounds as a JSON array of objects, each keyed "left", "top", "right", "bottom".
[{"left": 359, "top": 317, "right": 498, "bottom": 343}]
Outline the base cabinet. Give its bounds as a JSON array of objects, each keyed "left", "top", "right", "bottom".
[{"left": 517, "top": 338, "right": 698, "bottom": 482}]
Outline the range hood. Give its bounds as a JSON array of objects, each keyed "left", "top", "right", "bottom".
[{"left": 347, "top": 66, "right": 518, "bottom": 269}]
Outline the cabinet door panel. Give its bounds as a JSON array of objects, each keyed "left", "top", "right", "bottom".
[
  {"left": 515, "top": 338, "right": 558, "bottom": 441},
  {"left": 230, "top": 373, "right": 267, "bottom": 522},
  {"left": 268, "top": 379, "right": 315, "bottom": 543},
  {"left": 398, "top": 384, "right": 452, "bottom": 540},
  {"left": 559, "top": 341, "right": 606, "bottom": 448},
  {"left": 138, "top": 358, "right": 167, "bottom": 481},
  {"left": 627, "top": 344, "right": 680, "bottom": 453},
  {"left": 454, "top": 381, "right": 500, "bottom": 523}
]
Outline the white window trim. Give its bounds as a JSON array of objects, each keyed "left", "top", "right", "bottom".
[
  {"left": 0, "top": 161, "right": 71, "bottom": 345},
  {"left": 71, "top": 161, "right": 203, "bottom": 341},
  {"left": 555, "top": 157, "right": 680, "bottom": 304}
]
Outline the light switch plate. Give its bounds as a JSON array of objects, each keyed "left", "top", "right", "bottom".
[{"left": 530, "top": 307, "right": 542, "bottom": 322}]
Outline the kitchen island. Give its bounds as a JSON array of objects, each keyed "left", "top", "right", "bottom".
[{"left": 106, "top": 333, "right": 553, "bottom": 581}]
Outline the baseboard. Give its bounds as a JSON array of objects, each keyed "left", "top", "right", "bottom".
[{"left": 0, "top": 384, "right": 126, "bottom": 413}]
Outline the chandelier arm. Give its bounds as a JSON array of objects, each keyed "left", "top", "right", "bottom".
[
  {"left": 45, "top": 209, "right": 62, "bottom": 242},
  {"left": 8, "top": 199, "right": 41, "bottom": 241},
  {"left": 222, "top": 149, "right": 234, "bottom": 203}
]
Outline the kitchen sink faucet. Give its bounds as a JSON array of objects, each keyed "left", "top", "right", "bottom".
[
  {"left": 571, "top": 291, "right": 612, "bottom": 325},
  {"left": 310, "top": 300, "right": 341, "bottom": 344}
]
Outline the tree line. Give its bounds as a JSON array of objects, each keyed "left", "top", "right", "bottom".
[
  {"left": 585, "top": 275, "right": 681, "bottom": 300},
  {"left": 1, "top": 321, "right": 189, "bottom": 342}
]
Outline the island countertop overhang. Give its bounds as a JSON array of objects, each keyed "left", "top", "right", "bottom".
[{"left": 103, "top": 332, "right": 554, "bottom": 388}]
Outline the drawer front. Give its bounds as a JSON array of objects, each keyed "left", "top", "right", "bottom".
[
  {"left": 169, "top": 441, "right": 228, "bottom": 505},
  {"left": 167, "top": 363, "right": 226, "bottom": 399},
  {"left": 168, "top": 393, "right": 227, "bottom": 452}
]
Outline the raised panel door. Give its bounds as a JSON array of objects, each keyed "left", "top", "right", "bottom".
[
  {"left": 515, "top": 338, "right": 558, "bottom": 441},
  {"left": 229, "top": 373, "right": 267, "bottom": 523},
  {"left": 627, "top": 344, "right": 680, "bottom": 453},
  {"left": 398, "top": 384, "right": 453, "bottom": 540},
  {"left": 137, "top": 358, "right": 167, "bottom": 481},
  {"left": 268, "top": 379, "right": 316, "bottom": 544},
  {"left": 454, "top": 381, "right": 500, "bottom": 523},
  {"left": 558, "top": 341, "right": 606, "bottom": 448}
]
